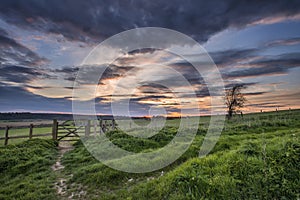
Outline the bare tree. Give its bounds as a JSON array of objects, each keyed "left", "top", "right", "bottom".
[{"left": 225, "top": 84, "right": 246, "bottom": 119}]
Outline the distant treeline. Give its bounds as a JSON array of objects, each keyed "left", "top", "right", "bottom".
[
  {"left": 0, "top": 112, "right": 178, "bottom": 121},
  {"left": 0, "top": 113, "right": 73, "bottom": 121}
]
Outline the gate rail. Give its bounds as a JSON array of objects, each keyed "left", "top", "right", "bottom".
[{"left": 53, "top": 119, "right": 117, "bottom": 142}]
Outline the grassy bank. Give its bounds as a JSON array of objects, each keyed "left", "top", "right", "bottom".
[
  {"left": 0, "top": 139, "right": 58, "bottom": 199},
  {"left": 60, "top": 110, "right": 300, "bottom": 199}
]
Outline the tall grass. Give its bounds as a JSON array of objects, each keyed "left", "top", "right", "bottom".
[
  {"left": 60, "top": 110, "right": 300, "bottom": 199},
  {"left": 0, "top": 139, "right": 58, "bottom": 199}
]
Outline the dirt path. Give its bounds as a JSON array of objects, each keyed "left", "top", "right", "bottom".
[{"left": 52, "top": 141, "right": 84, "bottom": 199}]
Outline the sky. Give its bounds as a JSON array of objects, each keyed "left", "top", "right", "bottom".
[{"left": 0, "top": 0, "right": 300, "bottom": 116}]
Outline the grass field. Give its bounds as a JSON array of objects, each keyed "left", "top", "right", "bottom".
[
  {"left": 0, "top": 110, "right": 299, "bottom": 199},
  {"left": 0, "top": 139, "right": 58, "bottom": 199},
  {"left": 0, "top": 126, "right": 53, "bottom": 146}
]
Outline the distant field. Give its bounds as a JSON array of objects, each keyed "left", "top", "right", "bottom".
[
  {"left": 0, "top": 120, "right": 53, "bottom": 128},
  {"left": 0, "top": 126, "right": 53, "bottom": 145},
  {"left": 0, "top": 119, "right": 71, "bottom": 146}
]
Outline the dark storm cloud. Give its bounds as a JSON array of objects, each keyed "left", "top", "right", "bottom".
[
  {"left": 1, "top": 0, "right": 299, "bottom": 43},
  {"left": 0, "top": 64, "right": 45, "bottom": 83},
  {"left": 225, "top": 82, "right": 257, "bottom": 89},
  {"left": 138, "top": 62, "right": 256, "bottom": 99},
  {"left": 169, "top": 42, "right": 299, "bottom": 83},
  {"left": 25, "top": 85, "right": 51, "bottom": 90},
  {"left": 54, "top": 66, "right": 79, "bottom": 73},
  {"left": 265, "top": 37, "right": 300, "bottom": 47},
  {"left": 244, "top": 92, "right": 267, "bottom": 96},
  {"left": 175, "top": 36, "right": 299, "bottom": 71},
  {"left": 63, "top": 86, "right": 75, "bottom": 90},
  {"left": 226, "top": 66, "right": 286, "bottom": 78},
  {"left": 182, "top": 82, "right": 259, "bottom": 99},
  {"left": 168, "top": 48, "right": 260, "bottom": 87},
  {"left": 210, "top": 49, "right": 259, "bottom": 67},
  {"left": 102, "top": 64, "right": 136, "bottom": 82},
  {"left": 175, "top": 48, "right": 260, "bottom": 70},
  {"left": 0, "top": 28, "right": 50, "bottom": 87},
  {"left": 138, "top": 81, "right": 212, "bottom": 99},
  {"left": 53, "top": 64, "right": 137, "bottom": 84},
  {"left": 250, "top": 53, "right": 300, "bottom": 68},
  {"left": 0, "top": 84, "right": 116, "bottom": 113},
  {"left": 0, "top": 86, "right": 72, "bottom": 112},
  {"left": 173, "top": 48, "right": 298, "bottom": 80},
  {"left": 128, "top": 48, "right": 156, "bottom": 55},
  {"left": 167, "top": 62, "right": 205, "bottom": 86},
  {"left": 0, "top": 28, "right": 47, "bottom": 66},
  {"left": 133, "top": 95, "right": 170, "bottom": 103},
  {"left": 224, "top": 52, "right": 300, "bottom": 78},
  {"left": 138, "top": 83, "right": 174, "bottom": 94}
]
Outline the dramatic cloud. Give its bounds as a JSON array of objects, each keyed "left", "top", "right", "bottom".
[
  {"left": 265, "top": 37, "right": 300, "bottom": 47},
  {"left": 0, "top": 85, "right": 71, "bottom": 112},
  {"left": 224, "top": 52, "right": 300, "bottom": 78},
  {"left": 138, "top": 83, "right": 174, "bottom": 95},
  {"left": 0, "top": 64, "right": 44, "bottom": 83},
  {"left": 53, "top": 64, "right": 137, "bottom": 85},
  {"left": 0, "top": 0, "right": 300, "bottom": 43},
  {"left": 0, "top": 28, "right": 47, "bottom": 66},
  {"left": 0, "top": 1, "right": 299, "bottom": 115},
  {"left": 209, "top": 48, "right": 259, "bottom": 67}
]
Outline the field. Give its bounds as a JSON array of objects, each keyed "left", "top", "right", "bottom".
[
  {"left": 0, "top": 126, "right": 53, "bottom": 145},
  {"left": 0, "top": 110, "right": 299, "bottom": 199}
]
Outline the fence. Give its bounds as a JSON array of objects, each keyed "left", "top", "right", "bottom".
[{"left": 0, "top": 119, "right": 117, "bottom": 145}]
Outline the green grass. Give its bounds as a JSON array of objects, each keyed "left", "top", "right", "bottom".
[
  {"left": 0, "top": 110, "right": 299, "bottom": 199},
  {"left": 0, "top": 139, "right": 58, "bottom": 200},
  {"left": 118, "top": 138, "right": 299, "bottom": 200},
  {"left": 59, "top": 110, "right": 300, "bottom": 199}
]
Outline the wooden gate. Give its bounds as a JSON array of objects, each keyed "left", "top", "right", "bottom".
[
  {"left": 51, "top": 119, "right": 117, "bottom": 142},
  {"left": 57, "top": 120, "right": 82, "bottom": 141}
]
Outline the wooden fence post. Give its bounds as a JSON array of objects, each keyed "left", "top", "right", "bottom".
[
  {"left": 29, "top": 124, "right": 33, "bottom": 139},
  {"left": 112, "top": 119, "right": 115, "bottom": 130},
  {"left": 52, "top": 119, "right": 58, "bottom": 140},
  {"left": 93, "top": 120, "right": 97, "bottom": 136},
  {"left": 85, "top": 120, "right": 90, "bottom": 136},
  {"left": 99, "top": 119, "right": 103, "bottom": 134},
  {"left": 4, "top": 126, "right": 9, "bottom": 146}
]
